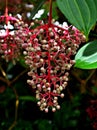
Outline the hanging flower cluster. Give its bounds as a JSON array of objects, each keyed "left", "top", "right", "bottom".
[
  {"left": 0, "top": 0, "right": 86, "bottom": 112},
  {"left": 24, "top": 21, "right": 85, "bottom": 112},
  {"left": 0, "top": 15, "right": 30, "bottom": 63}
]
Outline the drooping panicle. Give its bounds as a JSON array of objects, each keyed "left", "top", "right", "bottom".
[
  {"left": 24, "top": 19, "right": 85, "bottom": 112},
  {"left": 24, "top": 0, "right": 86, "bottom": 112}
]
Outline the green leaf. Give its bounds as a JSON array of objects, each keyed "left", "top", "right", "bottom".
[
  {"left": 19, "top": 96, "right": 36, "bottom": 102},
  {"left": 57, "top": 0, "right": 97, "bottom": 38},
  {"left": 19, "top": 56, "right": 28, "bottom": 68},
  {"left": 75, "top": 40, "right": 97, "bottom": 69},
  {"left": 34, "top": 119, "right": 53, "bottom": 130},
  {"left": 92, "top": 86, "right": 97, "bottom": 94}
]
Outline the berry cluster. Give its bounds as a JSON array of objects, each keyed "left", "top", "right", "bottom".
[
  {"left": 24, "top": 21, "right": 85, "bottom": 112},
  {"left": 0, "top": 15, "right": 30, "bottom": 63}
]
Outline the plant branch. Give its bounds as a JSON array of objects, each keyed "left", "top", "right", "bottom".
[
  {"left": 71, "top": 70, "right": 82, "bottom": 83},
  {"left": 85, "top": 69, "right": 95, "bottom": 83},
  {"left": 8, "top": 87, "right": 19, "bottom": 130},
  {"left": 0, "top": 65, "right": 7, "bottom": 78},
  {"left": 10, "top": 68, "right": 28, "bottom": 85},
  {"left": 0, "top": 76, "right": 7, "bottom": 83},
  {"left": 71, "top": 69, "right": 96, "bottom": 93},
  {"left": 0, "top": 65, "right": 10, "bottom": 85}
]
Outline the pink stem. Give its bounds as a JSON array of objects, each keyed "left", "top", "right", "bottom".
[{"left": 48, "top": 0, "right": 52, "bottom": 26}]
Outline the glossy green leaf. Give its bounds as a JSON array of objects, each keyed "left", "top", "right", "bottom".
[
  {"left": 75, "top": 40, "right": 97, "bottom": 69},
  {"left": 57, "top": 0, "right": 97, "bottom": 38}
]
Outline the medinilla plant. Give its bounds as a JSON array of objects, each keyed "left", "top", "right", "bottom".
[
  {"left": 57, "top": 0, "right": 97, "bottom": 69},
  {"left": 0, "top": 0, "right": 96, "bottom": 115},
  {"left": 0, "top": 0, "right": 97, "bottom": 129}
]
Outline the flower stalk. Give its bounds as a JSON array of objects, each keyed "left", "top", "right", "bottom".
[{"left": 48, "top": 0, "right": 52, "bottom": 26}]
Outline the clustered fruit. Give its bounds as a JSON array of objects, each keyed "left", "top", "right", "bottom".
[
  {"left": 0, "top": 15, "right": 30, "bottom": 63},
  {"left": 24, "top": 21, "right": 85, "bottom": 112}
]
